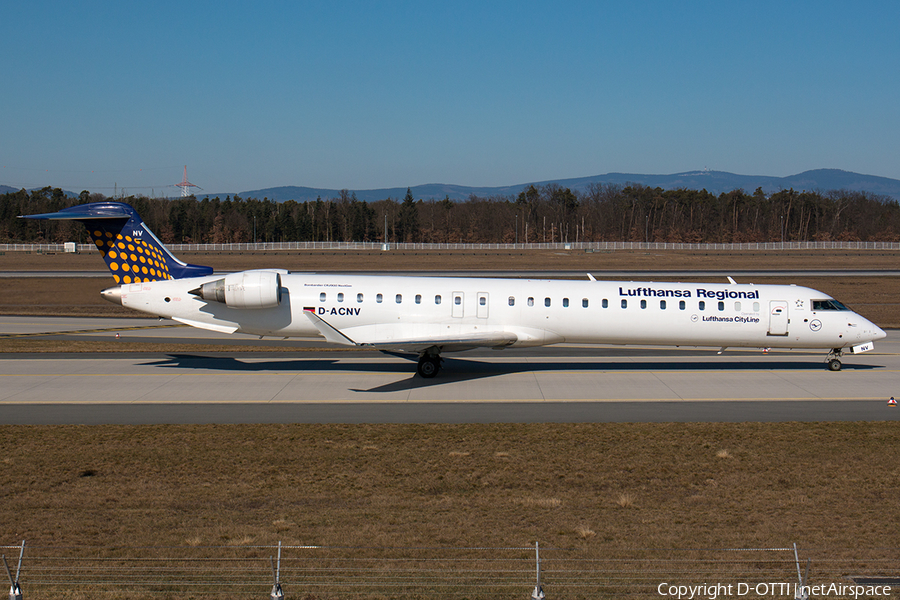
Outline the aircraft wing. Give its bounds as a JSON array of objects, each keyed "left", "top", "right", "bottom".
[{"left": 303, "top": 310, "right": 517, "bottom": 353}]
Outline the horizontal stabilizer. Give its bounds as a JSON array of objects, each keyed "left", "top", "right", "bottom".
[{"left": 21, "top": 205, "right": 133, "bottom": 221}]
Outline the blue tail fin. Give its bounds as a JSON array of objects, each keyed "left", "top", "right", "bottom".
[{"left": 22, "top": 202, "right": 214, "bottom": 283}]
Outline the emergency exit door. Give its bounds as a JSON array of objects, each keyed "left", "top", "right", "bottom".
[
  {"left": 452, "top": 292, "right": 464, "bottom": 318},
  {"left": 476, "top": 292, "right": 489, "bottom": 318}
]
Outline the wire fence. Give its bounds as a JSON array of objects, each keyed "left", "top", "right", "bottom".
[
  {"left": 4, "top": 240, "right": 900, "bottom": 253},
  {"left": 1, "top": 543, "right": 897, "bottom": 599}
]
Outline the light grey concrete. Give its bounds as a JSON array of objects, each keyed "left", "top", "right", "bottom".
[
  {"left": 1, "top": 316, "right": 898, "bottom": 423},
  {"left": 0, "top": 344, "right": 896, "bottom": 404}
]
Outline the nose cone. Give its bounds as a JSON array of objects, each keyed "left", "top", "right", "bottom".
[
  {"left": 874, "top": 324, "right": 888, "bottom": 341},
  {"left": 101, "top": 286, "right": 123, "bottom": 305}
]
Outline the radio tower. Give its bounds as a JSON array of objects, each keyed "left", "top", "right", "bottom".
[{"left": 175, "top": 165, "right": 201, "bottom": 197}]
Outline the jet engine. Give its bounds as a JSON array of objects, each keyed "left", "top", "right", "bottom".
[{"left": 189, "top": 271, "right": 283, "bottom": 309}]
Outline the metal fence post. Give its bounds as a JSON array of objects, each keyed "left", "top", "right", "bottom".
[
  {"left": 2, "top": 540, "right": 24, "bottom": 600},
  {"left": 269, "top": 541, "right": 284, "bottom": 599},
  {"left": 531, "top": 541, "right": 545, "bottom": 599},
  {"left": 793, "top": 543, "right": 810, "bottom": 600}
]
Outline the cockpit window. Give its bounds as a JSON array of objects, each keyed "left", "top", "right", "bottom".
[{"left": 812, "top": 299, "right": 850, "bottom": 311}]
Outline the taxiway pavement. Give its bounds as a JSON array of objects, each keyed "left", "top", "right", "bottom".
[{"left": 1, "top": 316, "right": 898, "bottom": 424}]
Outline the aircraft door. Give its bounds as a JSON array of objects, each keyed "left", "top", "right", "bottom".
[
  {"left": 452, "top": 291, "right": 464, "bottom": 318},
  {"left": 768, "top": 300, "right": 789, "bottom": 336},
  {"left": 476, "top": 292, "right": 489, "bottom": 319}
]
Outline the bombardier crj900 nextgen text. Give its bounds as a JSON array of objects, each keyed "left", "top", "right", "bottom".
[{"left": 24, "top": 202, "right": 886, "bottom": 377}]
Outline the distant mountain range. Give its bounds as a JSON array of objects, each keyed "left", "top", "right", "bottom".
[
  {"left": 225, "top": 169, "right": 900, "bottom": 202},
  {"left": 5, "top": 169, "right": 900, "bottom": 202}
]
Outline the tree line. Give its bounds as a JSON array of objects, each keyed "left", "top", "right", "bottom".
[{"left": 2, "top": 183, "right": 899, "bottom": 245}]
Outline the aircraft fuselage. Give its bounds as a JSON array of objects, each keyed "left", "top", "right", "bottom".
[{"left": 115, "top": 273, "right": 884, "bottom": 352}]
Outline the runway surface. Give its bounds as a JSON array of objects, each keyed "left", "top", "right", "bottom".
[{"left": 1, "top": 316, "right": 898, "bottom": 424}]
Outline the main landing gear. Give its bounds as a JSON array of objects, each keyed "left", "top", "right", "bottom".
[
  {"left": 417, "top": 352, "right": 442, "bottom": 378},
  {"left": 826, "top": 348, "right": 843, "bottom": 371}
]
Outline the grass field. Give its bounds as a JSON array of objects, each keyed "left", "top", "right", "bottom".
[
  {"left": 1, "top": 249, "right": 898, "bottom": 598},
  {"left": 4, "top": 246, "right": 900, "bottom": 272},
  {"left": 1, "top": 423, "right": 899, "bottom": 598},
  {"left": 2, "top": 422, "right": 898, "bottom": 550}
]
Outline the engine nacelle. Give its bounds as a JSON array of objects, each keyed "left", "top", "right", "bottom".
[{"left": 190, "top": 271, "right": 283, "bottom": 309}]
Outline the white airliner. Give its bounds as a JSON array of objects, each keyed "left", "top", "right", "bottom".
[{"left": 24, "top": 202, "right": 886, "bottom": 377}]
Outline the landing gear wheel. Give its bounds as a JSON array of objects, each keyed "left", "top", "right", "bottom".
[
  {"left": 417, "top": 356, "right": 440, "bottom": 378},
  {"left": 826, "top": 348, "right": 844, "bottom": 372}
]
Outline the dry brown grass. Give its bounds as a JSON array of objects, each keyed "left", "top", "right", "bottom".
[
  {"left": 2, "top": 422, "right": 898, "bottom": 553},
  {"left": 616, "top": 492, "right": 636, "bottom": 508},
  {"left": 575, "top": 525, "right": 596, "bottom": 539},
  {"left": 518, "top": 496, "right": 563, "bottom": 509},
  {"left": 5, "top": 247, "right": 900, "bottom": 272}
]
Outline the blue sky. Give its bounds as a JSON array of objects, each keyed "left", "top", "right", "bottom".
[{"left": 2, "top": 1, "right": 899, "bottom": 195}]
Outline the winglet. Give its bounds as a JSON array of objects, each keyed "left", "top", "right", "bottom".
[{"left": 303, "top": 310, "right": 359, "bottom": 346}]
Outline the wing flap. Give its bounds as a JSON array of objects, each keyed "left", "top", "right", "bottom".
[
  {"left": 172, "top": 316, "right": 239, "bottom": 334},
  {"left": 303, "top": 310, "right": 517, "bottom": 353},
  {"left": 303, "top": 310, "right": 358, "bottom": 345}
]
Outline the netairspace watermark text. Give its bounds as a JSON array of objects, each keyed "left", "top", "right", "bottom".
[{"left": 658, "top": 582, "right": 892, "bottom": 599}]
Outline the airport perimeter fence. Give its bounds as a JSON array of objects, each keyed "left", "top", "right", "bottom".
[
  {"left": 1, "top": 542, "right": 897, "bottom": 599},
  {"left": 4, "top": 240, "right": 900, "bottom": 253}
]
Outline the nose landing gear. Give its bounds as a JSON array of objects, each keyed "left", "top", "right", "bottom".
[{"left": 826, "top": 348, "right": 843, "bottom": 371}]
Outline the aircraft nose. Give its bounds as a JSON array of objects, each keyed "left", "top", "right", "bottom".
[{"left": 874, "top": 325, "right": 888, "bottom": 341}]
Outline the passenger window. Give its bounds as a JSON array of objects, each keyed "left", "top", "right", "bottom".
[
  {"left": 734, "top": 301, "right": 740, "bottom": 311},
  {"left": 640, "top": 299, "right": 647, "bottom": 309},
  {"left": 357, "top": 293, "right": 364, "bottom": 302},
  {"left": 509, "top": 296, "right": 515, "bottom": 306},
  {"left": 376, "top": 293, "right": 383, "bottom": 303},
  {"left": 479, "top": 296, "right": 486, "bottom": 306},
  {"left": 337, "top": 293, "right": 344, "bottom": 302},
  {"left": 415, "top": 294, "right": 421, "bottom": 304},
  {"left": 602, "top": 299, "right": 608, "bottom": 308},
  {"left": 544, "top": 297, "right": 551, "bottom": 307},
  {"left": 660, "top": 300, "right": 666, "bottom": 309},
  {"left": 454, "top": 296, "right": 461, "bottom": 305},
  {"left": 679, "top": 300, "right": 685, "bottom": 310},
  {"left": 319, "top": 292, "right": 326, "bottom": 302},
  {"left": 753, "top": 302, "right": 760, "bottom": 312},
  {"left": 699, "top": 301, "right": 705, "bottom": 311},
  {"left": 435, "top": 295, "right": 441, "bottom": 304},
  {"left": 718, "top": 301, "right": 725, "bottom": 311},
  {"left": 582, "top": 298, "right": 589, "bottom": 308},
  {"left": 396, "top": 294, "right": 402, "bottom": 304},
  {"left": 528, "top": 297, "right": 534, "bottom": 307},
  {"left": 621, "top": 299, "right": 627, "bottom": 309},
  {"left": 563, "top": 298, "right": 569, "bottom": 307}
]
